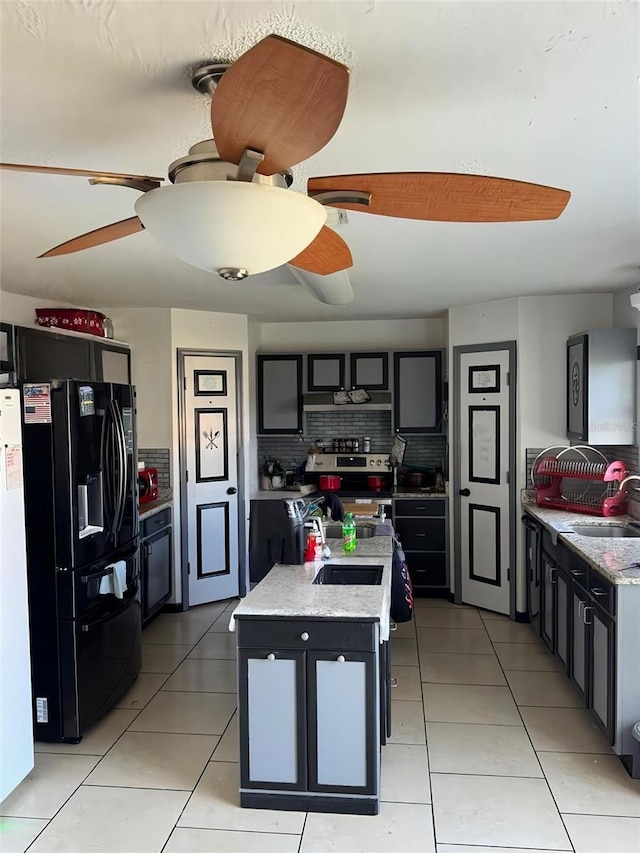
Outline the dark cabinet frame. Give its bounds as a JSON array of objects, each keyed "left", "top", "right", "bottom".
[
  {"left": 349, "top": 352, "right": 389, "bottom": 391},
  {"left": 307, "top": 353, "right": 346, "bottom": 392},
  {"left": 140, "top": 510, "right": 172, "bottom": 626},
  {"left": 393, "top": 349, "right": 444, "bottom": 434},
  {"left": 238, "top": 648, "right": 308, "bottom": 792},
  {"left": 0, "top": 322, "right": 15, "bottom": 373},
  {"left": 256, "top": 354, "right": 303, "bottom": 435},
  {"left": 94, "top": 342, "right": 132, "bottom": 384},
  {"left": 566, "top": 333, "right": 589, "bottom": 442}
]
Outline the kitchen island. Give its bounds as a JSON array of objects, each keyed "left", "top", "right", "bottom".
[
  {"left": 522, "top": 500, "right": 640, "bottom": 778},
  {"left": 231, "top": 524, "right": 393, "bottom": 815}
]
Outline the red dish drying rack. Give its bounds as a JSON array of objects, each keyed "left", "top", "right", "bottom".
[{"left": 534, "top": 457, "right": 628, "bottom": 517}]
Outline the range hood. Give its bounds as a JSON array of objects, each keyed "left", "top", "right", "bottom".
[{"left": 303, "top": 392, "right": 392, "bottom": 413}]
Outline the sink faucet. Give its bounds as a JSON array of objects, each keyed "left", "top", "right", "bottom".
[{"left": 618, "top": 474, "right": 640, "bottom": 492}]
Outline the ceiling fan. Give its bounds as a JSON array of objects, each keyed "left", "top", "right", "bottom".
[{"left": 0, "top": 34, "right": 571, "bottom": 284}]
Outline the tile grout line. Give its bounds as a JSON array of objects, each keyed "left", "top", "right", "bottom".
[{"left": 479, "top": 612, "right": 577, "bottom": 853}]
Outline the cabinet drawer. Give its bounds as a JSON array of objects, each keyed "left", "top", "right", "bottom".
[
  {"left": 395, "top": 517, "right": 445, "bottom": 551},
  {"left": 405, "top": 552, "right": 447, "bottom": 587},
  {"left": 588, "top": 572, "right": 615, "bottom": 616},
  {"left": 141, "top": 508, "right": 171, "bottom": 538},
  {"left": 394, "top": 499, "right": 446, "bottom": 517},
  {"left": 237, "top": 618, "right": 376, "bottom": 652}
]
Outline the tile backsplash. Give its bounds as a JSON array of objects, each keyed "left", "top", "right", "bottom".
[
  {"left": 257, "top": 411, "right": 446, "bottom": 473},
  {"left": 138, "top": 447, "right": 170, "bottom": 487}
]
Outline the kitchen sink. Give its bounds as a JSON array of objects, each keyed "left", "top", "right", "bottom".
[
  {"left": 568, "top": 524, "right": 640, "bottom": 538},
  {"left": 325, "top": 525, "right": 375, "bottom": 539},
  {"left": 312, "top": 563, "right": 383, "bottom": 585}
]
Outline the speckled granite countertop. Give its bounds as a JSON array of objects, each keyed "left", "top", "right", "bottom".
[
  {"left": 139, "top": 488, "right": 173, "bottom": 521},
  {"left": 522, "top": 498, "right": 640, "bottom": 584},
  {"left": 230, "top": 529, "right": 393, "bottom": 640}
]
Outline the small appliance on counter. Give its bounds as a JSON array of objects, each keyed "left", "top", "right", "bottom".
[{"left": 138, "top": 462, "right": 159, "bottom": 504}]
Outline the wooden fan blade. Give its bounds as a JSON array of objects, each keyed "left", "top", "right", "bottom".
[
  {"left": 288, "top": 226, "right": 353, "bottom": 275},
  {"left": 1, "top": 163, "right": 164, "bottom": 182},
  {"left": 307, "top": 173, "right": 571, "bottom": 222},
  {"left": 211, "top": 35, "right": 349, "bottom": 175},
  {"left": 39, "top": 217, "right": 144, "bottom": 258}
]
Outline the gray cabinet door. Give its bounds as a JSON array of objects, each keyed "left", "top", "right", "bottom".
[
  {"left": 570, "top": 587, "right": 588, "bottom": 700},
  {"left": 350, "top": 352, "right": 389, "bottom": 390},
  {"left": 257, "top": 355, "right": 302, "bottom": 435},
  {"left": 307, "top": 354, "right": 345, "bottom": 391},
  {"left": 307, "top": 651, "right": 378, "bottom": 795},
  {"left": 590, "top": 608, "right": 613, "bottom": 740},
  {"left": 97, "top": 345, "right": 131, "bottom": 384},
  {"left": 239, "top": 649, "right": 306, "bottom": 789},
  {"left": 556, "top": 570, "right": 569, "bottom": 667},
  {"left": 393, "top": 351, "right": 443, "bottom": 433}
]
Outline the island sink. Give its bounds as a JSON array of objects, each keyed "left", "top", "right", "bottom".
[
  {"left": 325, "top": 525, "right": 375, "bottom": 539},
  {"left": 313, "top": 562, "right": 383, "bottom": 585}
]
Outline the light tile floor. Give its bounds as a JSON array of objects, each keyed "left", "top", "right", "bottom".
[{"left": 2, "top": 598, "right": 640, "bottom": 852}]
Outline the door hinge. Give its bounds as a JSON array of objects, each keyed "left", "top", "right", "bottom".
[
  {"left": 507, "top": 567, "right": 511, "bottom": 581},
  {"left": 183, "top": 376, "right": 187, "bottom": 391},
  {"left": 187, "top": 561, "right": 191, "bottom": 575},
  {"left": 506, "top": 471, "right": 510, "bottom": 484},
  {"left": 506, "top": 372, "right": 510, "bottom": 386},
  {"left": 185, "top": 470, "right": 189, "bottom": 482}
]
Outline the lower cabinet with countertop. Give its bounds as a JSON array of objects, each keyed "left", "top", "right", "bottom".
[
  {"left": 393, "top": 496, "right": 448, "bottom": 595},
  {"left": 231, "top": 532, "right": 393, "bottom": 815},
  {"left": 523, "top": 504, "right": 640, "bottom": 778},
  {"left": 139, "top": 500, "right": 172, "bottom": 626}
]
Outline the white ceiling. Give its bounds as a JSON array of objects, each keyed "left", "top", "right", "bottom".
[{"left": 1, "top": 1, "right": 638, "bottom": 322}]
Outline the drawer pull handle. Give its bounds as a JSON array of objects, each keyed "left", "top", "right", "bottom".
[
  {"left": 570, "top": 569, "right": 585, "bottom": 577},
  {"left": 300, "top": 632, "right": 310, "bottom": 641},
  {"left": 416, "top": 533, "right": 426, "bottom": 537},
  {"left": 337, "top": 655, "right": 346, "bottom": 663},
  {"left": 267, "top": 653, "right": 276, "bottom": 661},
  {"left": 591, "top": 588, "right": 608, "bottom": 597},
  {"left": 415, "top": 506, "right": 426, "bottom": 510},
  {"left": 583, "top": 605, "right": 593, "bottom": 625}
]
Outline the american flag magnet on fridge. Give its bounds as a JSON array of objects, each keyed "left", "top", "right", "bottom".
[{"left": 23, "top": 383, "right": 52, "bottom": 424}]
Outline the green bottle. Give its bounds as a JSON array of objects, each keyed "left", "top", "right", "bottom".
[{"left": 342, "top": 512, "right": 357, "bottom": 552}]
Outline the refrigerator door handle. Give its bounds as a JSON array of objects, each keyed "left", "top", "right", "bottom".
[
  {"left": 112, "top": 401, "right": 128, "bottom": 535},
  {"left": 101, "top": 401, "right": 116, "bottom": 537}
]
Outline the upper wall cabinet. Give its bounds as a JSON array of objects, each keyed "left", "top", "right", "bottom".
[
  {"left": 15, "top": 327, "right": 132, "bottom": 385},
  {"left": 257, "top": 354, "right": 303, "bottom": 435},
  {"left": 567, "top": 328, "right": 637, "bottom": 445},
  {"left": 307, "top": 353, "right": 346, "bottom": 392},
  {"left": 350, "top": 352, "right": 389, "bottom": 391},
  {"left": 0, "top": 323, "right": 15, "bottom": 375},
  {"left": 305, "top": 351, "right": 389, "bottom": 392},
  {"left": 393, "top": 350, "right": 443, "bottom": 434}
]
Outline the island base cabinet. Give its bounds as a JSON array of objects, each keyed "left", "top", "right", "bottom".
[{"left": 237, "top": 620, "right": 381, "bottom": 815}]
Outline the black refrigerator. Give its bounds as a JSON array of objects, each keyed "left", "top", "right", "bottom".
[{"left": 21, "top": 379, "right": 141, "bottom": 743}]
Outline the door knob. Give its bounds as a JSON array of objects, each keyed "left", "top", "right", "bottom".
[
  {"left": 459, "top": 488, "right": 471, "bottom": 496},
  {"left": 226, "top": 487, "right": 237, "bottom": 495}
]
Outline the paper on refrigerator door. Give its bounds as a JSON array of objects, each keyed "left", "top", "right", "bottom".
[{"left": 5, "top": 445, "right": 22, "bottom": 491}]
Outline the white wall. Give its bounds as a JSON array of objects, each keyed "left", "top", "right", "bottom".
[
  {"left": 170, "top": 309, "right": 251, "bottom": 603},
  {"left": 259, "top": 317, "right": 446, "bottom": 352},
  {"left": 0, "top": 291, "right": 75, "bottom": 325},
  {"left": 613, "top": 283, "right": 640, "bottom": 440}
]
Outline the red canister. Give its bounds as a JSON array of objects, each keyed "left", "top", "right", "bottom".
[
  {"left": 367, "top": 475, "right": 385, "bottom": 492},
  {"left": 318, "top": 474, "right": 342, "bottom": 491}
]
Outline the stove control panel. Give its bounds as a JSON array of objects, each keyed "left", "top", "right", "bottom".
[{"left": 312, "top": 453, "right": 390, "bottom": 472}]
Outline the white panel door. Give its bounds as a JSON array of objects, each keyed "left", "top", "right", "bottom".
[
  {"left": 459, "top": 350, "right": 512, "bottom": 614},
  {"left": 184, "top": 355, "right": 239, "bottom": 604}
]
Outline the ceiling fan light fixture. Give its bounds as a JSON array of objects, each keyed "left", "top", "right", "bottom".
[{"left": 134, "top": 181, "right": 326, "bottom": 277}]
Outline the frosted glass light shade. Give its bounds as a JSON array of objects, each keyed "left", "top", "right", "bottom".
[{"left": 135, "top": 181, "right": 326, "bottom": 276}]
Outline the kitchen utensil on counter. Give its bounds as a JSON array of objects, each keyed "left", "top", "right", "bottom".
[
  {"left": 319, "top": 474, "right": 342, "bottom": 491},
  {"left": 270, "top": 473, "right": 284, "bottom": 489}
]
